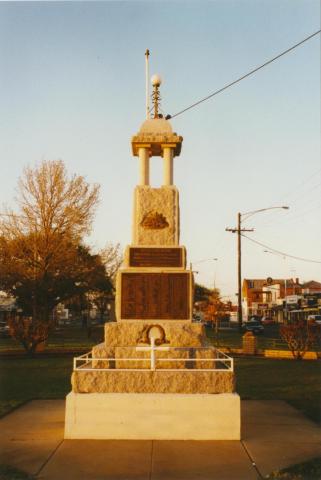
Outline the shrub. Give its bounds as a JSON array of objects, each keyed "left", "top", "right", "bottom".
[{"left": 280, "top": 321, "right": 318, "bottom": 360}]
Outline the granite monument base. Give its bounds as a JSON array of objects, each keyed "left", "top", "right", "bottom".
[{"left": 64, "top": 392, "right": 241, "bottom": 440}]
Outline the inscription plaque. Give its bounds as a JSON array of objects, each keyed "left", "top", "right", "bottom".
[
  {"left": 121, "top": 272, "right": 190, "bottom": 320},
  {"left": 129, "top": 247, "right": 183, "bottom": 268}
]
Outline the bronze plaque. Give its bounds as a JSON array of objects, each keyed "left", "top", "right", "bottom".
[
  {"left": 129, "top": 247, "right": 183, "bottom": 268},
  {"left": 121, "top": 272, "right": 190, "bottom": 320}
]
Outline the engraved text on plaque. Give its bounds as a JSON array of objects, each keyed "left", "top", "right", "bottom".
[
  {"left": 121, "top": 272, "right": 190, "bottom": 320},
  {"left": 129, "top": 247, "right": 183, "bottom": 268}
]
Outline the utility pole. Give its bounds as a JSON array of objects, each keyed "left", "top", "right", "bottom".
[
  {"left": 227, "top": 206, "right": 288, "bottom": 332},
  {"left": 226, "top": 213, "right": 254, "bottom": 332}
]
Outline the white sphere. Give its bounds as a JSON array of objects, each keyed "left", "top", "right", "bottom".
[{"left": 151, "top": 74, "right": 162, "bottom": 87}]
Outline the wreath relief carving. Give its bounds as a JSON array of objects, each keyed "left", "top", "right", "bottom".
[
  {"left": 140, "top": 211, "right": 169, "bottom": 230},
  {"left": 137, "top": 324, "right": 169, "bottom": 345}
]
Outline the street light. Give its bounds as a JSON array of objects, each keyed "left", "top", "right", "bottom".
[
  {"left": 226, "top": 206, "right": 289, "bottom": 331},
  {"left": 189, "top": 257, "right": 218, "bottom": 271},
  {"left": 242, "top": 206, "right": 289, "bottom": 222}
]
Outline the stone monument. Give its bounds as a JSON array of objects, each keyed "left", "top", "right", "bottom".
[{"left": 64, "top": 74, "right": 240, "bottom": 440}]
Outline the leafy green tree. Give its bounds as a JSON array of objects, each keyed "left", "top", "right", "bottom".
[{"left": 4, "top": 242, "right": 108, "bottom": 354}]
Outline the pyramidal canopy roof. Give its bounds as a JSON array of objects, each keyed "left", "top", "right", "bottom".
[
  {"left": 131, "top": 118, "right": 183, "bottom": 157},
  {"left": 139, "top": 118, "right": 173, "bottom": 135}
]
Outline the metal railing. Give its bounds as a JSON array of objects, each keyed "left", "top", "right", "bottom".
[{"left": 73, "top": 346, "right": 234, "bottom": 372}]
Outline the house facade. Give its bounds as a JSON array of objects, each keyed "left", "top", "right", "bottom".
[{"left": 242, "top": 278, "right": 321, "bottom": 322}]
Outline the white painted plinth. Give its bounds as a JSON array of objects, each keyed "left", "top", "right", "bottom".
[{"left": 64, "top": 392, "right": 240, "bottom": 440}]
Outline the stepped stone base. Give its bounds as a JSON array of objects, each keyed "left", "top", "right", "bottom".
[
  {"left": 104, "top": 321, "right": 204, "bottom": 347},
  {"left": 92, "top": 343, "right": 220, "bottom": 370},
  {"left": 72, "top": 369, "right": 235, "bottom": 394},
  {"left": 65, "top": 392, "right": 241, "bottom": 440}
]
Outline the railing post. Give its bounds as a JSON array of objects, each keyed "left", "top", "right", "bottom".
[
  {"left": 72, "top": 348, "right": 234, "bottom": 373},
  {"left": 151, "top": 337, "right": 156, "bottom": 371}
]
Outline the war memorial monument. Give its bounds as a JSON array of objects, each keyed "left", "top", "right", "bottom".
[{"left": 64, "top": 74, "right": 240, "bottom": 440}]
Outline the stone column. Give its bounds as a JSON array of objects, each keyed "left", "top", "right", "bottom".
[
  {"left": 163, "top": 147, "right": 173, "bottom": 186},
  {"left": 138, "top": 147, "right": 150, "bottom": 186}
]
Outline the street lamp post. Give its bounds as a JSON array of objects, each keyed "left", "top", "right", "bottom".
[
  {"left": 189, "top": 257, "right": 218, "bottom": 271},
  {"left": 226, "top": 206, "right": 289, "bottom": 332}
]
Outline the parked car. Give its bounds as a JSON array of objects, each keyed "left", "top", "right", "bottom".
[
  {"left": 307, "top": 315, "right": 321, "bottom": 325},
  {"left": 248, "top": 315, "right": 262, "bottom": 323},
  {"left": 192, "top": 312, "right": 203, "bottom": 323},
  {"left": 0, "top": 321, "right": 10, "bottom": 338},
  {"left": 242, "top": 321, "right": 264, "bottom": 335},
  {"left": 261, "top": 316, "right": 275, "bottom": 325}
]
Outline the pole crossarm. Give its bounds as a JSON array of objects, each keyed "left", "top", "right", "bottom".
[{"left": 225, "top": 228, "right": 254, "bottom": 233}]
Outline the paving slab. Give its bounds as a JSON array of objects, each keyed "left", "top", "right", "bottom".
[
  {"left": 151, "top": 440, "right": 257, "bottom": 480},
  {"left": 244, "top": 440, "right": 321, "bottom": 479},
  {"left": 244, "top": 421, "right": 321, "bottom": 443},
  {"left": 242, "top": 401, "right": 321, "bottom": 478},
  {"left": 0, "top": 399, "right": 320, "bottom": 479},
  {"left": 0, "top": 400, "right": 64, "bottom": 438},
  {"left": 0, "top": 441, "right": 63, "bottom": 477},
  {"left": 0, "top": 400, "right": 65, "bottom": 476},
  {"left": 242, "top": 400, "right": 317, "bottom": 425},
  {"left": 38, "top": 440, "right": 152, "bottom": 480}
]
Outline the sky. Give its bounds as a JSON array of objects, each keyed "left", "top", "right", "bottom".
[{"left": 0, "top": 0, "right": 320, "bottom": 300}]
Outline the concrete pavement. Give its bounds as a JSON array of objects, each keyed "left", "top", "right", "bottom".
[{"left": 0, "top": 400, "right": 320, "bottom": 479}]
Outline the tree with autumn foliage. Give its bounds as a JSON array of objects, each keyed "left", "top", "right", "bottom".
[
  {"left": 204, "top": 288, "right": 226, "bottom": 334},
  {"left": 194, "top": 283, "right": 212, "bottom": 303},
  {"left": 0, "top": 160, "right": 100, "bottom": 354}
]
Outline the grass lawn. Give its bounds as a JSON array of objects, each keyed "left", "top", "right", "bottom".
[
  {"left": 0, "top": 356, "right": 73, "bottom": 417},
  {"left": 0, "top": 465, "right": 34, "bottom": 480},
  {"left": 236, "top": 357, "right": 321, "bottom": 424},
  {"left": 206, "top": 325, "right": 321, "bottom": 352},
  {"left": 206, "top": 325, "right": 290, "bottom": 350},
  {"left": 268, "top": 457, "right": 321, "bottom": 479},
  {"left": 0, "top": 324, "right": 104, "bottom": 353}
]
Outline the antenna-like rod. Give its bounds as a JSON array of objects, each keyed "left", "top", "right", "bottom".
[
  {"left": 145, "top": 49, "right": 150, "bottom": 119},
  {"left": 151, "top": 74, "right": 162, "bottom": 118}
]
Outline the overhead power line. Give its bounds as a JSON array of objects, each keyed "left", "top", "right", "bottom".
[
  {"left": 241, "top": 234, "right": 321, "bottom": 264},
  {"left": 276, "top": 168, "right": 321, "bottom": 205},
  {"left": 167, "top": 30, "right": 321, "bottom": 119}
]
